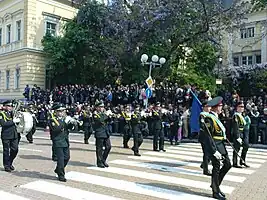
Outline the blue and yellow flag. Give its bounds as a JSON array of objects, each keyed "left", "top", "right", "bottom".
[{"left": 189, "top": 90, "right": 202, "bottom": 133}]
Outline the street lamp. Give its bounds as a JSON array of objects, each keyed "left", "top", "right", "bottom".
[
  {"left": 141, "top": 54, "right": 166, "bottom": 77},
  {"left": 218, "top": 57, "right": 223, "bottom": 77}
]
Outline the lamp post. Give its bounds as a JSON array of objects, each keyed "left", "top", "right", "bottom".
[
  {"left": 141, "top": 54, "right": 166, "bottom": 77},
  {"left": 218, "top": 57, "right": 223, "bottom": 78}
]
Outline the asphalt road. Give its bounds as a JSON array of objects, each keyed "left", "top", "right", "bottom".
[{"left": 0, "top": 130, "right": 266, "bottom": 200}]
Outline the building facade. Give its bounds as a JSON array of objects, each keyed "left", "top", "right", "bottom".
[
  {"left": 0, "top": 0, "right": 77, "bottom": 99},
  {"left": 223, "top": 9, "right": 267, "bottom": 69}
]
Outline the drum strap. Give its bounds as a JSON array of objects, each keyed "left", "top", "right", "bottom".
[
  {"left": 51, "top": 113, "right": 60, "bottom": 126},
  {"left": 0, "top": 112, "right": 11, "bottom": 121}
]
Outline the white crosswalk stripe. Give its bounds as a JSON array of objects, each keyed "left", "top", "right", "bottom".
[
  {"left": 21, "top": 180, "right": 123, "bottom": 200},
  {"left": 66, "top": 171, "right": 213, "bottom": 200},
  {"left": 12, "top": 142, "right": 267, "bottom": 200},
  {"left": 0, "top": 190, "right": 30, "bottom": 200},
  {"left": 110, "top": 159, "right": 246, "bottom": 183}
]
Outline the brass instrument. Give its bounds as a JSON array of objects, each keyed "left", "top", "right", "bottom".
[{"left": 12, "top": 100, "right": 25, "bottom": 133}]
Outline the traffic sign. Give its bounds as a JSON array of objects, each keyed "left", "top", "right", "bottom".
[
  {"left": 145, "top": 88, "right": 152, "bottom": 99},
  {"left": 145, "top": 76, "right": 153, "bottom": 88}
]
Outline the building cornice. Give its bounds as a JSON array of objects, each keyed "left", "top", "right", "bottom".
[{"left": 0, "top": 47, "right": 43, "bottom": 57}]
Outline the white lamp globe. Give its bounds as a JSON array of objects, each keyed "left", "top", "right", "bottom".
[
  {"left": 159, "top": 57, "right": 166, "bottom": 65},
  {"left": 141, "top": 54, "right": 149, "bottom": 63},
  {"left": 152, "top": 55, "right": 159, "bottom": 62}
]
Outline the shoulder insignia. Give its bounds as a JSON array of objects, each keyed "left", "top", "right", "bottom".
[
  {"left": 206, "top": 123, "right": 211, "bottom": 128},
  {"left": 0, "top": 115, "right": 2, "bottom": 119},
  {"left": 51, "top": 122, "right": 55, "bottom": 126}
]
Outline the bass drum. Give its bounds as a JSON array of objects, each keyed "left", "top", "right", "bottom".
[{"left": 17, "top": 112, "right": 33, "bottom": 134}]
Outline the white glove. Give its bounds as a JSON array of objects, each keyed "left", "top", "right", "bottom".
[
  {"left": 13, "top": 118, "right": 20, "bottom": 123},
  {"left": 213, "top": 151, "right": 222, "bottom": 160},
  {"left": 237, "top": 137, "right": 242, "bottom": 145},
  {"left": 64, "top": 116, "right": 72, "bottom": 124}
]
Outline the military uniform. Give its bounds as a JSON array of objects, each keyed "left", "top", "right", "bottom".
[
  {"left": 131, "top": 109, "right": 143, "bottom": 156},
  {"left": 93, "top": 102, "right": 111, "bottom": 168},
  {"left": 81, "top": 109, "right": 93, "bottom": 144},
  {"left": 232, "top": 104, "right": 249, "bottom": 168},
  {"left": 199, "top": 111, "right": 211, "bottom": 176},
  {"left": 0, "top": 101, "right": 20, "bottom": 172},
  {"left": 48, "top": 104, "right": 72, "bottom": 182},
  {"left": 201, "top": 97, "right": 231, "bottom": 200},
  {"left": 152, "top": 103, "right": 165, "bottom": 152},
  {"left": 169, "top": 110, "right": 180, "bottom": 145},
  {"left": 25, "top": 102, "right": 37, "bottom": 143},
  {"left": 121, "top": 108, "right": 132, "bottom": 148}
]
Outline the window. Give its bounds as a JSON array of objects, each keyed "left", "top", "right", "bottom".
[
  {"left": 233, "top": 57, "right": 239, "bottom": 66},
  {"left": 256, "top": 55, "right": 261, "bottom": 64},
  {"left": 6, "top": 70, "right": 10, "bottom": 89},
  {"left": 6, "top": 24, "right": 11, "bottom": 44},
  {"left": 248, "top": 27, "right": 255, "bottom": 38},
  {"left": 248, "top": 56, "right": 253, "bottom": 65},
  {"left": 14, "top": 68, "right": 20, "bottom": 89},
  {"left": 242, "top": 56, "right": 247, "bottom": 65},
  {"left": 46, "top": 22, "right": 56, "bottom": 36},
  {"left": 16, "top": 20, "right": 21, "bottom": 41},
  {"left": 0, "top": 28, "right": 2, "bottom": 46},
  {"left": 242, "top": 56, "right": 253, "bottom": 65},
  {"left": 240, "top": 27, "right": 255, "bottom": 39}
]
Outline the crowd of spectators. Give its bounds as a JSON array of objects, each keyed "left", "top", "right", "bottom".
[{"left": 23, "top": 83, "right": 267, "bottom": 145}]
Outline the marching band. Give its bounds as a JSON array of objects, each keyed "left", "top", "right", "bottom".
[{"left": 0, "top": 96, "right": 255, "bottom": 199}]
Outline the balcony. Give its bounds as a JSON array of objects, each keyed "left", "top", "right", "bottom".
[{"left": 0, "top": 40, "right": 23, "bottom": 55}]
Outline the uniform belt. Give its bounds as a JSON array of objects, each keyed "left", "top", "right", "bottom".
[{"left": 213, "top": 136, "right": 224, "bottom": 140}]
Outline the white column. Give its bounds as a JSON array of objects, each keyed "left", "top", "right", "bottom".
[
  {"left": 261, "top": 24, "right": 267, "bottom": 63},
  {"left": 227, "top": 32, "right": 233, "bottom": 68}
]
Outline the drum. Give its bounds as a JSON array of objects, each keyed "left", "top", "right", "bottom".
[{"left": 16, "top": 112, "right": 34, "bottom": 134}]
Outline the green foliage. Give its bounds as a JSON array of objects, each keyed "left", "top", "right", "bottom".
[
  {"left": 251, "top": 0, "right": 267, "bottom": 10},
  {"left": 42, "top": 0, "right": 248, "bottom": 87},
  {"left": 168, "top": 41, "right": 217, "bottom": 93}
]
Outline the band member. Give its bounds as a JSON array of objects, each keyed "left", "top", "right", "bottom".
[
  {"left": 25, "top": 102, "right": 37, "bottom": 143},
  {"left": 93, "top": 101, "right": 111, "bottom": 168},
  {"left": 199, "top": 99, "right": 211, "bottom": 176},
  {"left": 81, "top": 106, "right": 93, "bottom": 144},
  {"left": 122, "top": 105, "right": 132, "bottom": 148},
  {"left": 131, "top": 105, "right": 143, "bottom": 156},
  {"left": 169, "top": 107, "right": 180, "bottom": 145},
  {"left": 152, "top": 102, "right": 165, "bottom": 152},
  {"left": 201, "top": 96, "right": 231, "bottom": 200},
  {"left": 48, "top": 103, "right": 73, "bottom": 182},
  {"left": 0, "top": 100, "right": 20, "bottom": 172},
  {"left": 232, "top": 101, "right": 250, "bottom": 168}
]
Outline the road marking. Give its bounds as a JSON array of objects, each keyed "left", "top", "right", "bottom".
[
  {"left": 165, "top": 149, "right": 266, "bottom": 163},
  {"left": 0, "top": 190, "right": 30, "bottom": 200},
  {"left": 0, "top": 145, "right": 42, "bottom": 153},
  {"left": 144, "top": 151, "right": 263, "bottom": 168},
  {"left": 110, "top": 159, "right": 246, "bottom": 183},
  {"left": 66, "top": 171, "right": 213, "bottom": 200},
  {"left": 168, "top": 146, "right": 267, "bottom": 157},
  {"left": 21, "top": 180, "right": 123, "bottom": 200},
  {"left": 88, "top": 166, "right": 235, "bottom": 194},
  {"left": 128, "top": 155, "right": 255, "bottom": 175},
  {"left": 33, "top": 136, "right": 85, "bottom": 144},
  {"left": 178, "top": 143, "right": 267, "bottom": 153}
]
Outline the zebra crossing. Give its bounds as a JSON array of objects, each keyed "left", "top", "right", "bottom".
[{"left": 1, "top": 142, "right": 267, "bottom": 200}]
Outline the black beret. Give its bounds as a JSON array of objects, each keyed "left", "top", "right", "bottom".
[
  {"left": 3, "top": 100, "right": 12, "bottom": 106},
  {"left": 52, "top": 103, "right": 66, "bottom": 111}
]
